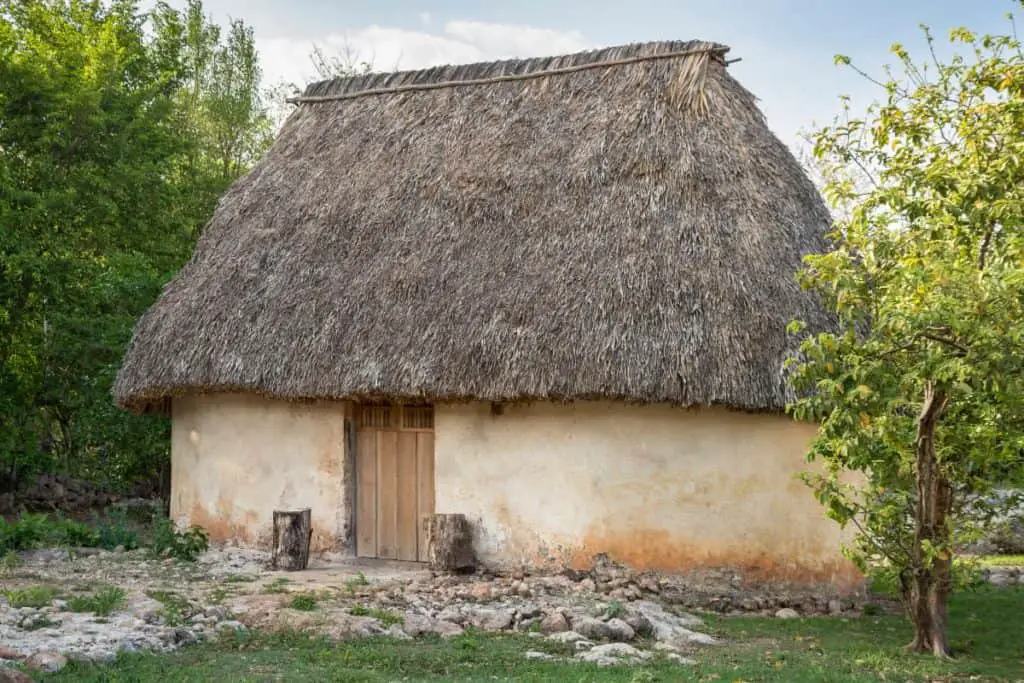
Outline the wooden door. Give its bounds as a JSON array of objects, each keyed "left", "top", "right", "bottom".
[{"left": 355, "top": 403, "right": 435, "bottom": 561}]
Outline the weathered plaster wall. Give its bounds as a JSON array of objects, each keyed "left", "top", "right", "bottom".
[
  {"left": 170, "top": 393, "right": 350, "bottom": 552},
  {"left": 434, "top": 401, "right": 859, "bottom": 589}
]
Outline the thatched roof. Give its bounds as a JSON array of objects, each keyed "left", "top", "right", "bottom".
[{"left": 114, "top": 40, "right": 833, "bottom": 414}]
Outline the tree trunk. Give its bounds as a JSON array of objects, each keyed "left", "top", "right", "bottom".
[
  {"left": 272, "top": 508, "right": 312, "bottom": 571},
  {"left": 906, "top": 383, "right": 953, "bottom": 658},
  {"left": 425, "top": 513, "right": 475, "bottom": 572}
]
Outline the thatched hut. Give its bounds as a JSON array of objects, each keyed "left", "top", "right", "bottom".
[{"left": 115, "top": 40, "right": 855, "bottom": 588}]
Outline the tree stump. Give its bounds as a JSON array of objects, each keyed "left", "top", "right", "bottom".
[
  {"left": 272, "top": 508, "right": 312, "bottom": 571},
  {"left": 425, "top": 513, "right": 475, "bottom": 572}
]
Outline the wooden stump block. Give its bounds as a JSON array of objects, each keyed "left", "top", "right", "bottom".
[
  {"left": 425, "top": 513, "right": 475, "bottom": 571},
  {"left": 272, "top": 508, "right": 312, "bottom": 571}
]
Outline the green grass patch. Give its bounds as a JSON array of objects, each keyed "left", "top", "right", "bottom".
[
  {"left": 66, "top": 586, "right": 126, "bottom": 616},
  {"left": 348, "top": 605, "right": 403, "bottom": 627},
  {"left": 260, "top": 577, "right": 291, "bottom": 594},
  {"left": 37, "top": 586, "right": 1024, "bottom": 682},
  {"left": 146, "top": 590, "right": 193, "bottom": 626},
  {"left": 287, "top": 593, "right": 318, "bottom": 611},
  {"left": 978, "top": 554, "right": 1024, "bottom": 567},
  {"left": 4, "top": 584, "right": 60, "bottom": 608}
]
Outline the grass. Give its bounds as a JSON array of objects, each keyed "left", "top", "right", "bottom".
[
  {"left": 349, "top": 604, "right": 404, "bottom": 627},
  {"left": 66, "top": 586, "right": 127, "bottom": 616},
  {"left": 261, "top": 577, "right": 291, "bottom": 594},
  {"left": 978, "top": 554, "right": 1024, "bottom": 567},
  {"left": 37, "top": 586, "right": 1024, "bottom": 682},
  {"left": 147, "top": 590, "right": 194, "bottom": 626},
  {"left": 4, "top": 584, "right": 60, "bottom": 608},
  {"left": 286, "top": 593, "right": 318, "bottom": 611}
]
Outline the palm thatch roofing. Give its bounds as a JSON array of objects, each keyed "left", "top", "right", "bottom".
[{"left": 114, "top": 39, "right": 833, "bottom": 415}]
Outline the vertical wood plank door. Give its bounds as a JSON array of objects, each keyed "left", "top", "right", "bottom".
[{"left": 355, "top": 404, "right": 435, "bottom": 561}]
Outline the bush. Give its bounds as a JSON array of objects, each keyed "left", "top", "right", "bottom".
[
  {"left": 150, "top": 517, "right": 209, "bottom": 561},
  {"left": 0, "top": 512, "right": 103, "bottom": 552},
  {"left": 288, "top": 593, "right": 318, "bottom": 611}
]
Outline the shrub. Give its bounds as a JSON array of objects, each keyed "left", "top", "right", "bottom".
[{"left": 150, "top": 517, "right": 209, "bottom": 561}]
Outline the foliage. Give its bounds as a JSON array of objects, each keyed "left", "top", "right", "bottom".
[
  {"left": 3, "top": 584, "right": 60, "bottom": 608},
  {"left": 93, "top": 508, "right": 139, "bottom": 551},
  {"left": 788, "top": 8, "right": 1024, "bottom": 655},
  {"left": 0, "top": 0, "right": 272, "bottom": 493},
  {"left": 66, "top": 585, "right": 126, "bottom": 616},
  {"left": 146, "top": 589, "right": 193, "bottom": 626},
  {"left": 149, "top": 516, "right": 209, "bottom": 561},
  {"left": 0, "top": 511, "right": 99, "bottom": 551},
  {"left": 348, "top": 605, "right": 403, "bottom": 626},
  {"left": 38, "top": 588, "right": 1024, "bottom": 683},
  {"left": 287, "top": 593, "right": 319, "bottom": 611}
]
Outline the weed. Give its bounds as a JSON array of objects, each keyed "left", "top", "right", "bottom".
[
  {"left": 262, "top": 577, "right": 291, "bottom": 594},
  {"left": 348, "top": 604, "right": 402, "bottom": 626},
  {"left": 67, "top": 586, "right": 127, "bottom": 616},
  {"left": 4, "top": 585, "right": 60, "bottom": 608},
  {"left": 93, "top": 508, "right": 139, "bottom": 551},
  {"left": 344, "top": 571, "right": 369, "bottom": 593},
  {"left": 223, "top": 573, "right": 256, "bottom": 583},
  {"left": 288, "top": 593, "right": 318, "bottom": 611},
  {"left": 19, "top": 613, "right": 60, "bottom": 631},
  {"left": 605, "top": 600, "right": 626, "bottom": 619},
  {"left": 147, "top": 590, "right": 192, "bottom": 626},
  {"left": 207, "top": 587, "right": 229, "bottom": 604},
  {"left": 150, "top": 517, "right": 209, "bottom": 561}
]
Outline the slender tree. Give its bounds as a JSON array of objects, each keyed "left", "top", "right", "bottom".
[{"left": 788, "top": 8, "right": 1024, "bottom": 656}]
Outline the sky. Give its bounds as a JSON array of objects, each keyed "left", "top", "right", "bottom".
[{"left": 155, "top": 0, "right": 1016, "bottom": 151}]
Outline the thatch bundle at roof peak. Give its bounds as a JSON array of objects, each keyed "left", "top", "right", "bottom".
[{"left": 114, "top": 40, "right": 833, "bottom": 414}]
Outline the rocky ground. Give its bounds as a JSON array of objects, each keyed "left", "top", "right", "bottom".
[{"left": 1, "top": 547, "right": 1020, "bottom": 676}]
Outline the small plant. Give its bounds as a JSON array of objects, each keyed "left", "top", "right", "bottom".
[
  {"left": 605, "top": 600, "right": 626, "bottom": 619},
  {"left": 94, "top": 509, "right": 139, "bottom": 551},
  {"left": 224, "top": 573, "right": 256, "bottom": 583},
  {"left": 1, "top": 550, "right": 21, "bottom": 574},
  {"left": 147, "top": 590, "right": 192, "bottom": 626},
  {"left": 262, "top": 577, "right": 291, "bottom": 594},
  {"left": 207, "top": 586, "right": 229, "bottom": 604},
  {"left": 67, "top": 586, "right": 127, "bottom": 616},
  {"left": 344, "top": 571, "right": 369, "bottom": 593},
  {"left": 4, "top": 585, "right": 60, "bottom": 608},
  {"left": 150, "top": 517, "right": 209, "bottom": 561},
  {"left": 348, "top": 605, "right": 403, "bottom": 627},
  {"left": 18, "top": 613, "right": 60, "bottom": 631},
  {"left": 288, "top": 593, "right": 318, "bottom": 611},
  {"left": 0, "top": 512, "right": 51, "bottom": 552},
  {"left": 53, "top": 515, "right": 100, "bottom": 548}
]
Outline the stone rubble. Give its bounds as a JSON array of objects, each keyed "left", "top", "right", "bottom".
[{"left": 6, "top": 544, "right": 975, "bottom": 674}]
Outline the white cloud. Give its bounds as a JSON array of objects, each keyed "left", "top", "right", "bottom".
[
  {"left": 419, "top": 12, "right": 432, "bottom": 26},
  {"left": 258, "top": 20, "right": 592, "bottom": 89}
]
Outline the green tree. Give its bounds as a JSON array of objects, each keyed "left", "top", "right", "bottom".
[
  {"left": 0, "top": 0, "right": 272, "bottom": 491},
  {"left": 788, "top": 9, "right": 1024, "bottom": 656}
]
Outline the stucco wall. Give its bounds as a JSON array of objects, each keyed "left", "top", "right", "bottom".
[
  {"left": 170, "top": 394, "right": 349, "bottom": 552},
  {"left": 434, "top": 401, "right": 859, "bottom": 589}
]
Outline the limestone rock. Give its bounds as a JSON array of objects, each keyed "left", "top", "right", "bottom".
[
  {"left": 827, "top": 599, "right": 843, "bottom": 615},
  {"left": 0, "top": 668, "right": 32, "bottom": 683},
  {"left": 539, "top": 611, "right": 569, "bottom": 633},
  {"left": 775, "top": 608, "right": 800, "bottom": 619},
  {"left": 576, "top": 642, "right": 650, "bottom": 666},
  {"left": 604, "top": 618, "right": 635, "bottom": 642},
  {"left": 24, "top": 652, "right": 68, "bottom": 673},
  {"left": 547, "top": 630, "right": 588, "bottom": 644},
  {"left": 402, "top": 614, "right": 464, "bottom": 638},
  {"left": 523, "top": 651, "right": 555, "bottom": 661},
  {"left": 571, "top": 616, "right": 611, "bottom": 641},
  {"left": 0, "top": 649, "right": 24, "bottom": 662}
]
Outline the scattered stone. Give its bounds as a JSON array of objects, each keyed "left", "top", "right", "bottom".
[
  {"left": 469, "top": 583, "right": 492, "bottom": 601},
  {"left": 402, "top": 615, "right": 464, "bottom": 638},
  {"left": 775, "top": 608, "right": 800, "bottom": 619},
  {"left": 666, "top": 653, "right": 697, "bottom": 665},
  {"left": 24, "top": 652, "right": 68, "bottom": 673},
  {"left": 547, "top": 631, "right": 589, "bottom": 644},
  {"left": 571, "top": 616, "right": 612, "bottom": 641},
  {"left": 523, "top": 650, "right": 555, "bottom": 661},
  {"left": 0, "top": 668, "right": 32, "bottom": 683},
  {"left": 604, "top": 618, "right": 635, "bottom": 642},
  {"left": 539, "top": 611, "right": 569, "bottom": 634},
  {"left": 576, "top": 642, "right": 650, "bottom": 666},
  {"left": 0, "top": 648, "right": 24, "bottom": 661},
  {"left": 828, "top": 599, "right": 843, "bottom": 615}
]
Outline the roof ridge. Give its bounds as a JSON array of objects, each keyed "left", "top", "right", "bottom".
[{"left": 296, "top": 39, "right": 730, "bottom": 104}]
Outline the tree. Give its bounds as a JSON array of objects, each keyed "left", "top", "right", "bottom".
[
  {"left": 787, "top": 8, "right": 1024, "bottom": 657},
  {"left": 0, "top": 0, "right": 272, "bottom": 492}
]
